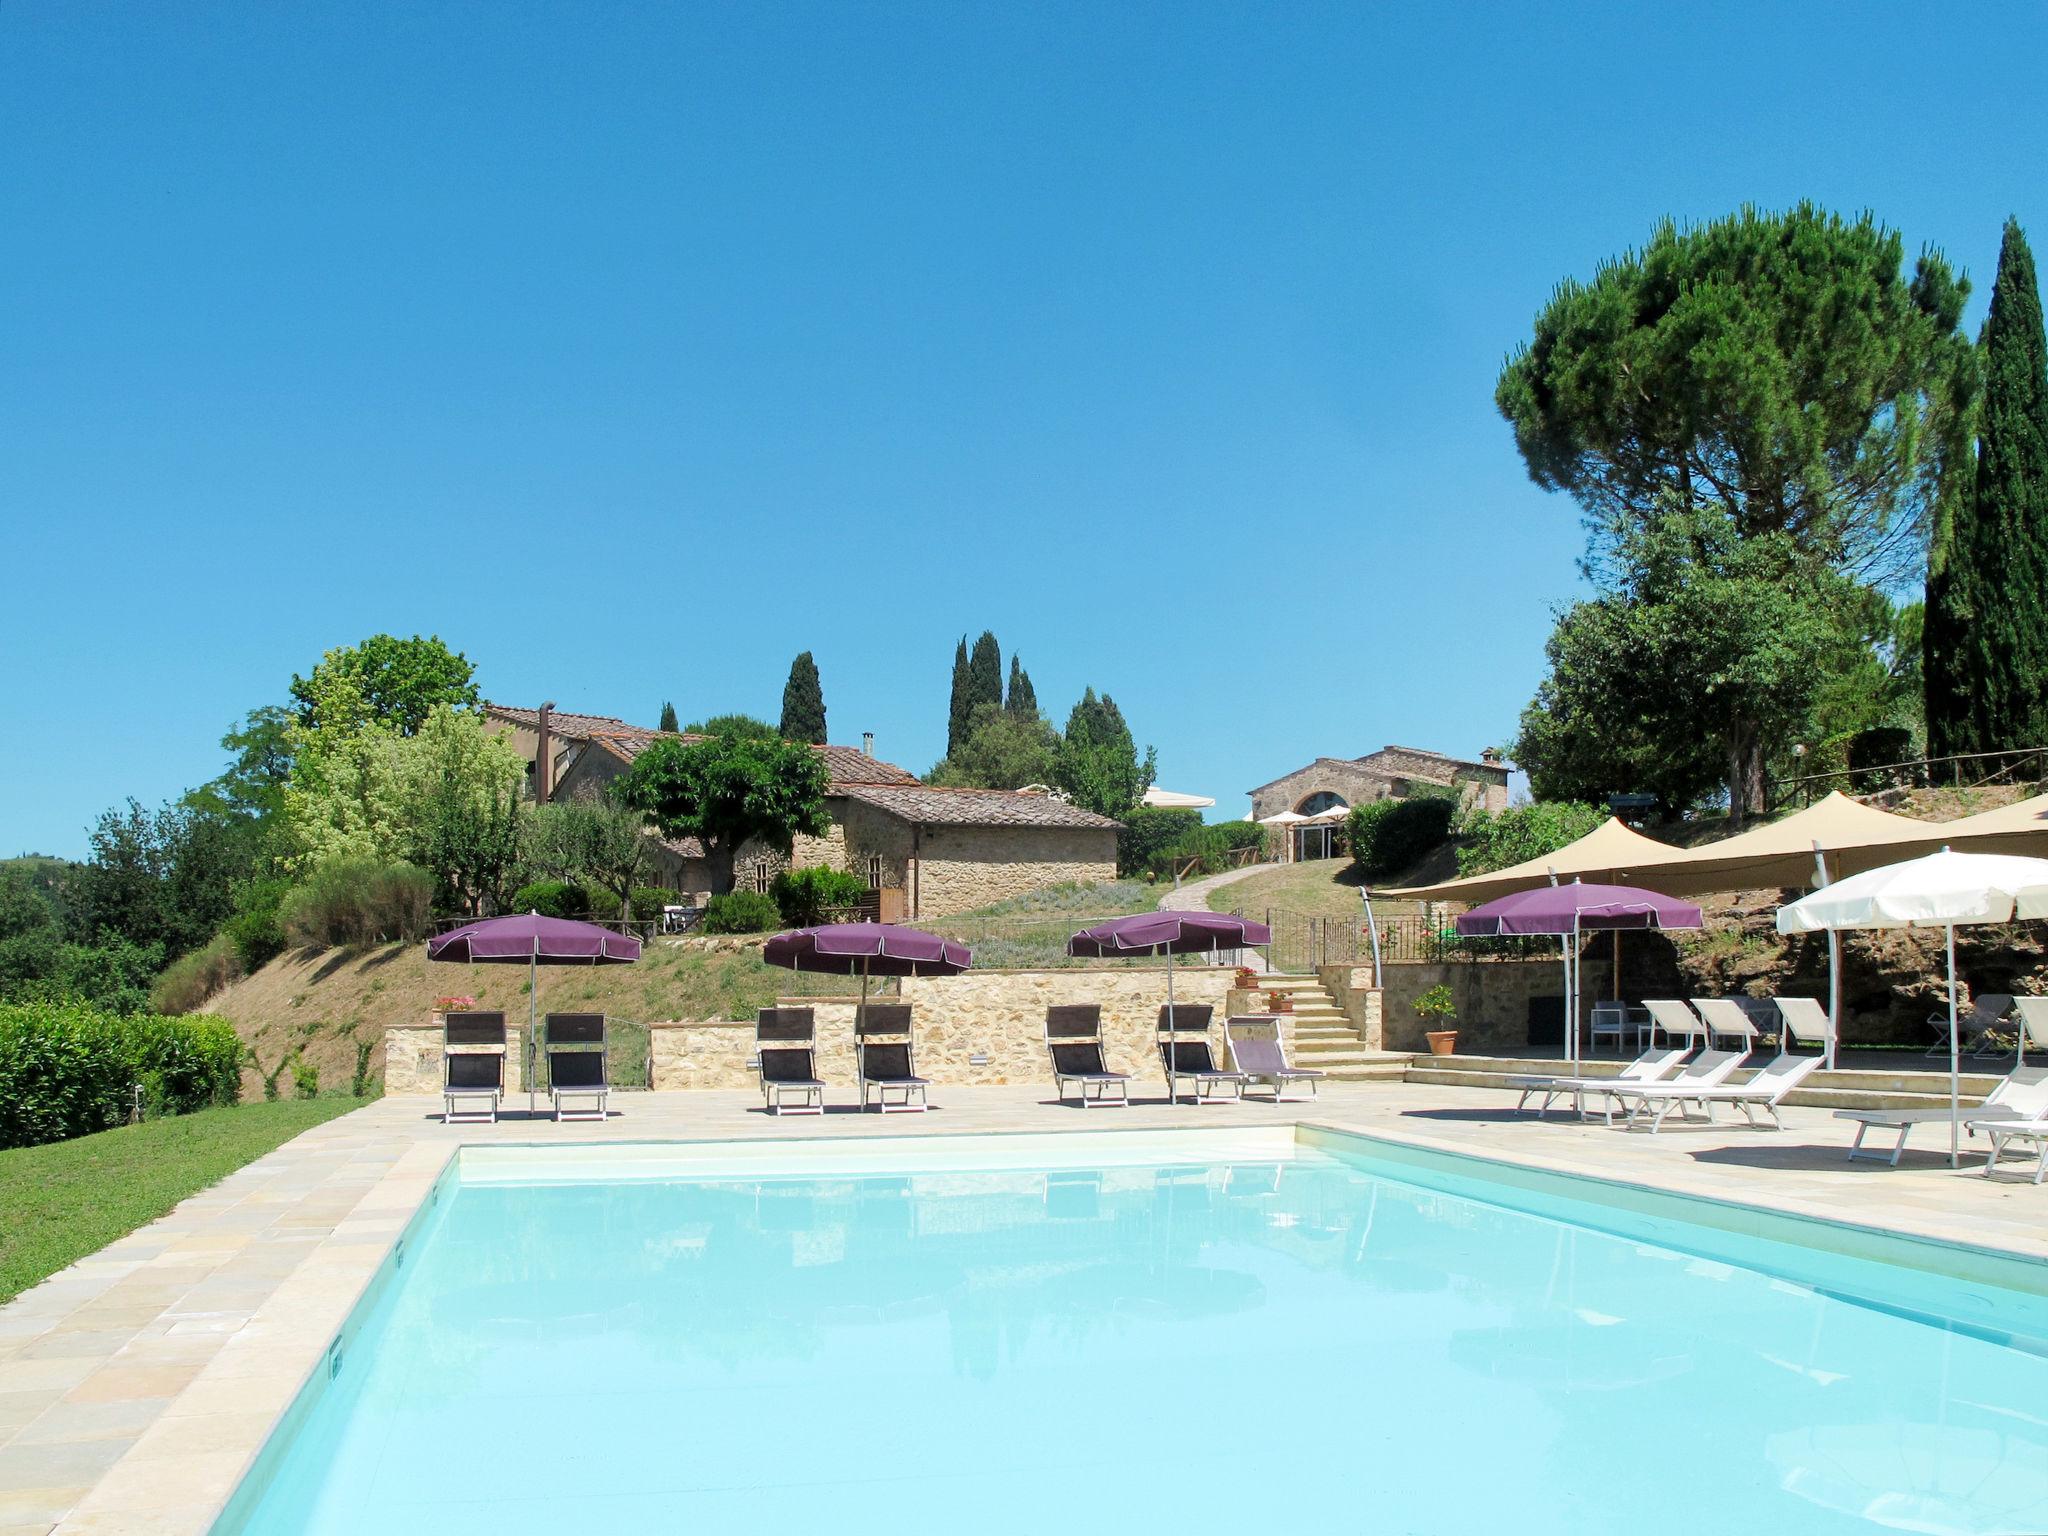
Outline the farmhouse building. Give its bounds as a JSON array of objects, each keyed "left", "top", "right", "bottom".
[
  {"left": 485, "top": 704, "right": 1119, "bottom": 919},
  {"left": 1248, "top": 745, "right": 1511, "bottom": 861}
]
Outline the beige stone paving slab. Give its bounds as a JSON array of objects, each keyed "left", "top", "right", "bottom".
[
  {"left": 9, "top": 1399, "right": 168, "bottom": 1447},
  {"left": 0, "top": 1485, "right": 86, "bottom": 1527},
  {"left": 0, "top": 1435, "right": 135, "bottom": 1491}
]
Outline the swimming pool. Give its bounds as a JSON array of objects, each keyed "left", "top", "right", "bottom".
[{"left": 218, "top": 1127, "right": 2048, "bottom": 1535}]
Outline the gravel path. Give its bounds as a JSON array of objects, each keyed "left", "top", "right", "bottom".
[{"left": 1158, "top": 861, "right": 1281, "bottom": 972}]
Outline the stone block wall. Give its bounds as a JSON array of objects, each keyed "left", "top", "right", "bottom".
[
  {"left": 1378, "top": 958, "right": 1606, "bottom": 1052},
  {"left": 648, "top": 966, "right": 1236, "bottom": 1091},
  {"left": 1317, "top": 964, "right": 1384, "bottom": 1049},
  {"left": 385, "top": 1023, "right": 524, "bottom": 1095},
  {"left": 912, "top": 825, "right": 1117, "bottom": 918}
]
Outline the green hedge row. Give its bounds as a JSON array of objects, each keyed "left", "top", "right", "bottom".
[{"left": 0, "top": 1001, "right": 242, "bottom": 1149}]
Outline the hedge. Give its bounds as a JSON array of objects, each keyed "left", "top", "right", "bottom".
[
  {"left": 1346, "top": 795, "right": 1456, "bottom": 880},
  {"left": 0, "top": 1001, "right": 243, "bottom": 1149},
  {"left": 701, "top": 890, "right": 782, "bottom": 935},
  {"left": 772, "top": 865, "right": 869, "bottom": 926}
]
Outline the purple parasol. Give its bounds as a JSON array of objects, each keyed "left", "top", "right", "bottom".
[
  {"left": 761, "top": 922, "right": 972, "bottom": 977},
  {"left": 1455, "top": 883, "right": 1702, "bottom": 936},
  {"left": 1455, "top": 882, "right": 1701, "bottom": 1069},
  {"left": 428, "top": 913, "right": 642, "bottom": 1113},
  {"left": 1067, "top": 911, "right": 1272, "bottom": 1103}
]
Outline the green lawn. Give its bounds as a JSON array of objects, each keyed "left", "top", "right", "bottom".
[{"left": 0, "top": 1097, "right": 365, "bottom": 1305}]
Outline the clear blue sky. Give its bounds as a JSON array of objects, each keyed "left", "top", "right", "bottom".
[{"left": 6, "top": 3, "right": 2046, "bottom": 858}]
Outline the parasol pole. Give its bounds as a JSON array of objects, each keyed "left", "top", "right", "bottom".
[
  {"left": 1946, "top": 921, "right": 1960, "bottom": 1169},
  {"left": 1166, "top": 945, "right": 1178, "bottom": 1105},
  {"left": 528, "top": 922, "right": 540, "bottom": 1115},
  {"left": 1812, "top": 843, "right": 1841, "bottom": 1070}
]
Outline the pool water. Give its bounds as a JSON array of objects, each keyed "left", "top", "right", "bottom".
[{"left": 225, "top": 1133, "right": 2048, "bottom": 1535}]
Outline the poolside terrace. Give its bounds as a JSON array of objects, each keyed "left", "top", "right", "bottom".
[{"left": 4, "top": 1082, "right": 2045, "bottom": 1534}]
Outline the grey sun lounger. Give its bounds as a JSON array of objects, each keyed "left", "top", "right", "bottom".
[
  {"left": 1158, "top": 1004, "right": 1247, "bottom": 1104},
  {"left": 856, "top": 1003, "right": 929, "bottom": 1113},
  {"left": 1509, "top": 1046, "right": 1689, "bottom": 1118},
  {"left": 1224, "top": 1015, "right": 1323, "bottom": 1102},
  {"left": 1045, "top": 1005, "right": 1131, "bottom": 1108},
  {"left": 442, "top": 1010, "right": 507, "bottom": 1125},
  {"left": 1926, "top": 992, "right": 2014, "bottom": 1059},
  {"left": 1615, "top": 1051, "right": 1825, "bottom": 1134},
  {"left": 1834, "top": 1065, "right": 2048, "bottom": 1165},
  {"left": 543, "top": 1013, "right": 610, "bottom": 1122},
  {"left": 757, "top": 1007, "right": 825, "bottom": 1115}
]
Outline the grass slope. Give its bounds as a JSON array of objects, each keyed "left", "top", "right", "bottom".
[{"left": 0, "top": 1098, "right": 363, "bottom": 1304}]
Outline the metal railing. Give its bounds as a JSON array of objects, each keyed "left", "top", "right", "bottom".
[{"left": 1767, "top": 746, "right": 2048, "bottom": 810}]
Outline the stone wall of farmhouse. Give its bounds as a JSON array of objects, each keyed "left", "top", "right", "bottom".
[
  {"left": 1378, "top": 957, "right": 1604, "bottom": 1052},
  {"left": 648, "top": 966, "right": 1235, "bottom": 1091},
  {"left": 1249, "top": 758, "right": 1508, "bottom": 823},
  {"left": 911, "top": 824, "right": 1117, "bottom": 918}
]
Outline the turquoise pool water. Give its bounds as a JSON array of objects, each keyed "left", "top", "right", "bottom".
[{"left": 224, "top": 1132, "right": 2048, "bottom": 1535}]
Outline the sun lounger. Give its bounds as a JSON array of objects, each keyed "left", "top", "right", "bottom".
[
  {"left": 855, "top": 1003, "right": 929, "bottom": 1113},
  {"left": 1834, "top": 1065, "right": 2048, "bottom": 1165},
  {"left": 1158, "top": 1004, "right": 1246, "bottom": 1104},
  {"left": 1644, "top": 999, "right": 1708, "bottom": 1050},
  {"left": 442, "top": 1011, "right": 507, "bottom": 1125},
  {"left": 543, "top": 1013, "right": 610, "bottom": 1122},
  {"left": 757, "top": 1007, "right": 825, "bottom": 1115},
  {"left": 1616, "top": 1051, "right": 1825, "bottom": 1134},
  {"left": 1926, "top": 992, "right": 2013, "bottom": 1059},
  {"left": 1692, "top": 998, "right": 1760, "bottom": 1054},
  {"left": 1045, "top": 1005, "right": 1130, "bottom": 1107},
  {"left": 1590, "top": 1048, "right": 1748, "bottom": 1126},
  {"left": 1508, "top": 1046, "right": 1690, "bottom": 1117},
  {"left": 1224, "top": 1015, "right": 1324, "bottom": 1102},
  {"left": 2009, "top": 996, "right": 2048, "bottom": 1063},
  {"left": 1770, "top": 997, "right": 1835, "bottom": 1052},
  {"left": 1972, "top": 1118, "right": 2048, "bottom": 1183}
]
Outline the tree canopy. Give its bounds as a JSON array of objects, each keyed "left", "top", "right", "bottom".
[
  {"left": 1926, "top": 218, "right": 2048, "bottom": 757},
  {"left": 289, "top": 633, "right": 479, "bottom": 736},
  {"left": 946, "top": 637, "right": 972, "bottom": 757},
  {"left": 926, "top": 703, "right": 1059, "bottom": 790},
  {"left": 657, "top": 701, "right": 680, "bottom": 733},
  {"left": 1054, "top": 689, "right": 1155, "bottom": 817},
  {"left": 683, "top": 713, "right": 778, "bottom": 741},
  {"left": 778, "top": 652, "right": 828, "bottom": 744},
  {"left": 612, "top": 733, "right": 830, "bottom": 893},
  {"left": 1006, "top": 655, "right": 1038, "bottom": 718},
  {"left": 528, "top": 791, "right": 653, "bottom": 920}
]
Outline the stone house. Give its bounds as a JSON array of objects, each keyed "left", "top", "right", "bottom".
[
  {"left": 484, "top": 704, "right": 1120, "bottom": 918},
  {"left": 1248, "top": 745, "right": 1511, "bottom": 861}
]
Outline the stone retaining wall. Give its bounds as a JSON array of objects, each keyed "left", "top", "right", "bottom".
[
  {"left": 649, "top": 966, "right": 1236, "bottom": 1091},
  {"left": 385, "top": 1024, "right": 524, "bottom": 1096}
]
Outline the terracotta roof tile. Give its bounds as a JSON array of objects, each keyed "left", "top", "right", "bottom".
[
  {"left": 488, "top": 702, "right": 920, "bottom": 790},
  {"left": 839, "top": 784, "right": 1123, "bottom": 830}
]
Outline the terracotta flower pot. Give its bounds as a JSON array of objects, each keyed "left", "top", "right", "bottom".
[{"left": 1425, "top": 1029, "right": 1459, "bottom": 1056}]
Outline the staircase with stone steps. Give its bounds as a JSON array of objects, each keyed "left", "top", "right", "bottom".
[
  {"left": 1403, "top": 1052, "right": 2004, "bottom": 1112},
  {"left": 1259, "top": 974, "right": 1411, "bottom": 1082}
]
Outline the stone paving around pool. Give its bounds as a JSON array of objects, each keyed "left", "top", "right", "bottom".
[{"left": 3, "top": 1081, "right": 2045, "bottom": 1534}]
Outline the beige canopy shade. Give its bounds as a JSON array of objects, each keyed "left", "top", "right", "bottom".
[
  {"left": 1641, "top": 791, "right": 1950, "bottom": 896},
  {"left": 1141, "top": 786, "right": 1217, "bottom": 810},
  {"left": 1379, "top": 816, "right": 1682, "bottom": 904},
  {"left": 1258, "top": 810, "right": 1310, "bottom": 826},
  {"left": 1923, "top": 791, "right": 2048, "bottom": 854}
]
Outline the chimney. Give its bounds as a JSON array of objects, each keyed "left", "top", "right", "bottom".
[
  {"left": 536, "top": 702, "right": 556, "bottom": 801},
  {"left": 862, "top": 731, "right": 874, "bottom": 758}
]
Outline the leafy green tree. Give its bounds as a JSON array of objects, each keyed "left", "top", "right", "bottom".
[
  {"left": 658, "top": 701, "right": 680, "bottom": 733},
  {"left": 289, "top": 634, "right": 479, "bottom": 735},
  {"left": 613, "top": 734, "right": 830, "bottom": 894},
  {"left": 1926, "top": 218, "right": 2048, "bottom": 757},
  {"left": 528, "top": 792, "right": 654, "bottom": 921},
  {"left": 926, "top": 703, "right": 1060, "bottom": 789},
  {"left": 1514, "top": 511, "right": 1867, "bottom": 815},
  {"left": 1006, "top": 655, "right": 1038, "bottom": 719},
  {"left": 946, "top": 637, "right": 972, "bottom": 757},
  {"left": 1456, "top": 802, "right": 1606, "bottom": 876},
  {"left": 1053, "top": 689, "right": 1155, "bottom": 818},
  {"left": 202, "top": 706, "right": 295, "bottom": 822},
  {"left": 1498, "top": 204, "right": 1974, "bottom": 583},
  {"left": 778, "top": 652, "right": 828, "bottom": 744},
  {"left": 76, "top": 800, "right": 256, "bottom": 959},
  {"left": 683, "top": 713, "right": 778, "bottom": 740}
]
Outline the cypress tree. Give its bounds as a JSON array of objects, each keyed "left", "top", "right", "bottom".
[
  {"left": 1929, "top": 219, "right": 2048, "bottom": 756},
  {"left": 967, "top": 632, "right": 1003, "bottom": 716},
  {"left": 1006, "top": 655, "right": 1038, "bottom": 719},
  {"left": 946, "top": 637, "right": 972, "bottom": 757},
  {"left": 657, "top": 701, "right": 679, "bottom": 733},
  {"left": 778, "top": 652, "right": 827, "bottom": 744}
]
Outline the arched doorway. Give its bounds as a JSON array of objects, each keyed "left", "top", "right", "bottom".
[{"left": 1293, "top": 792, "right": 1348, "bottom": 861}]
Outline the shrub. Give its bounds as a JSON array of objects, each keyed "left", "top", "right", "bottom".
[
  {"left": 1347, "top": 795, "right": 1456, "bottom": 880},
  {"left": 290, "top": 1052, "right": 320, "bottom": 1100},
  {"left": 224, "top": 876, "right": 293, "bottom": 969},
  {"left": 1847, "top": 726, "right": 1917, "bottom": 792},
  {"left": 0, "top": 1001, "right": 242, "bottom": 1148},
  {"left": 281, "top": 860, "right": 434, "bottom": 948},
  {"left": 508, "top": 880, "right": 595, "bottom": 920},
  {"left": 628, "top": 886, "right": 673, "bottom": 922},
  {"left": 149, "top": 933, "right": 244, "bottom": 1014},
  {"left": 771, "top": 865, "right": 870, "bottom": 926},
  {"left": 700, "top": 890, "right": 782, "bottom": 934},
  {"left": 1455, "top": 800, "right": 1606, "bottom": 876},
  {"left": 1116, "top": 807, "right": 1201, "bottom": 877}
]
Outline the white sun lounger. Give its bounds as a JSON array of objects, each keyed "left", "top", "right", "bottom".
[
  {"left": 1614, "top": 1052, "right": 1825, "bottom": 1134},
  {"left": 1644, "top": 998, "right": 1709, "bottom": 1050},
  {"left": 1833, "top": 1065, "right": 2048, "bottom": 1165},
  {"left": 1591, "top": 1048, "right": 1748, "bottom": 1126},
  {"left": 1508, "top": 1046, "right": 1689, "bottom": 1118},
  {"left": 1770, "top": 997, "right": 1835, "bottom": 1052},
  {"left": 1971, "top": 1117, "right": 2048, "bottom": 1183},
  {"left": 1692, "top": 998, "right": 1760, "bottom": 1054}
]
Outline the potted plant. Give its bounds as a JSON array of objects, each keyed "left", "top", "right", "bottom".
[
  {"left": 1416, "top": 983, "right": 1459, "bottom": 1055},
  {"left": 1235, "top": 966, "right": 1260, "bottom": 990},
  {"left": 1266, "top": 988, "right": 1294, "bottom": 1014}
]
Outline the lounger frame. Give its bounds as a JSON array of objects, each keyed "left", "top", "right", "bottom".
[
  {"left": 442, "top": 1011, "right": 507, "bottom": 1125},
  {"left": 856, "top": 1003, "right": 929, "bottom": 1113},
  {"left": 1157, "top": 1004, "right": 1246, "bottom": 1105},
  {"left": 1223, "top": 1015, "right": 1323, "bottom": 1102},
  {"left": 1045, "top": 1005, "right": 1130, "bottom": 1108},
  {"left": 544, "top": 1013, "right": 610, "bottom": 1122},
  {"left": 757, "top": 1007, "right": 825, "bottom": 1115}
]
